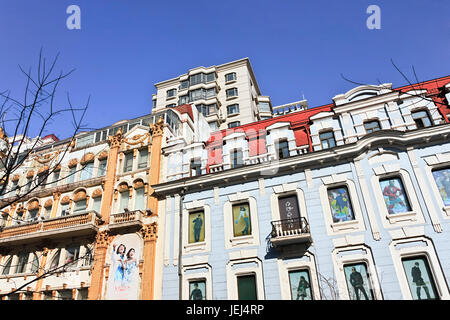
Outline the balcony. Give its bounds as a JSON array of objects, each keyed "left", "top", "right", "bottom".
[
  {"left": 109, "top": 210, "right": 145, "bottom": 232},
  {"left": 270, "top": 217, "right": 312, "bottom": 248},
  {"left": 0, "top": 211, "right": 102, "bottom": 247}
]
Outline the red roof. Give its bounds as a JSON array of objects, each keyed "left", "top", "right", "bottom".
[{"left": 172, "top": 104, "right": 194, "bottom": 121}]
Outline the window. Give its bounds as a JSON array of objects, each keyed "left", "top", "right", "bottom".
[
  {"left": 167, "top": 88, "right": 177, "bottom": 98},
  {"left": 42, "top": 291, "right": 53, "bottom": 300},
  {"left": 327, "top": 186, "right": 355, "bottom": 223},
  {"left": 379, "top": 177, "right": 411, "bottom": 214},
  {"left": 189, "top": 73, "right": 205, "bottom": 86},
  {"left": 288, "top": 269, "right": 313, "bottom": 300},
  {"left": 166, "top": 103, "right": 176, "bottom": 108},
  {"left": 119, "top": 189, "right": 130, "bottom": 212},
  {"left": 237, "top": 275, "right": 257, "bottom": 300},
  {"left": 226, "top": 88, "right": 238, "bottom": 98},
  {"left": 67, "top": 166, "right": 76, "bottom": 183},
  {"left": 190, "top": 159, "right": 202, "bottom": 177},
  {"left": 2, "top": 257, "right": 12, "bottom": 275},
  {"left": 28, "top": 209, "right": 39, "bottom": 221},
  {"left": 98, "top": 159, "right": 107, "bottom": 176},
  {"left": 123, "top": 152, "right": 133, "bottom": 173},
  {"left": 43, "top": 206, "right": 52, "bottom": 219},
  {"left": 343, "top": 262, "right": 375, "bottom": 300},
  {"left": 179, "top": 80, "right": 189, "bottom": 90},
  {"left": 431, "top": 167, "right": 450, "bottom": 206},
  {"left": 230, "top": 149, "right": 243, "bottom": 168},
  {"left": 52, "top": 170, "right": 60, "bottom": 186},
  {"left": 228, "top": 121, "right": 241, "bottom": 129},
  {"left": 276, "top": 140, "right": 289, "bottom": 159},
  {"left": 57, "top": 290, "right": 73, "bottom": 300},
  {"left": 138, "top": 149, "right": 148, "bottom": 169},
  {"left": 209, "top": 121, "right": 218, "bottom": 131},
  {"left": 227, "top": 104, "right": 239, "bottom": 115},
  {"left": 412, "top": 110, "right": 432, "bottom": 128},
  {"left": 178, "top": 95, "right": 189, "bottom": 105},
  {"left": 278, "top": 195, "right": 301, "bottom": 231},
  {"left": 225, "top": 72, "right": 237, "bottom": 82},
  {"left": 38, "top": 172, "right": 48, "bottom": 188},
  {"left": 206, "top": 73, "right": 215, "bottom": 83},
  {"left": 189, "top": 88, "right": 206, "bottom": 102},
  {"left": 65, "top": 246, "right": 80, "bottom": 267},
  {"left": 206, "top": 87, "right": 216, "bottom": 99},
  {"left": 10, "top": 180, "right": 19, "bottom": 196},
  {"left": 258, "top": 102, "right": 271, "bottom": 113},
  {"left": 134, "top": 187, "right": 145, "bottom": 211},
  {"left": 93, "top": 196, "right": 102, "bottom": 213},
  {"left": 189, "top": 280, "right": 206, "bottom": 300},
  {"left": 22, "top": 293, "right": 33, "bottom": 300},
  {"left": 24, "top": 177, "right": 32, "bottom": 193},
  {"left": 76, "top": 134, "right": 94, "bottom": 148},
  {"left": 77, "top": 288, "right": 89, "bottom": 300},
  {"left": 189, "top": 210, "right": 205, "bottom": 243},
  {"left": 80, "top": 162, "right": 94, "bottom": 181},
  {"left": 364, "top": 120, "right": 381, "bottom": 133},
  {"left": 30, "top": 253, "right": 40, "bottom": 274},
  {"left": 49, "top": 250, "right": 61, "bottom": 270},
  {"left": 16, "top": 252, "right": 29, "bottom": 274},
  {"left": 232, "top": 203, "right": 251, "bottom": 236},
  {"left": 60, "top": 203, "right": 70, "bottom": 216},
  {"left": 402, "top": 256, "right": 439, "bottom": 300},
  {"left": 319, "top": 131, "right": 336, "bottom": 149},
  {"left": 82, "top": 246, "right": 94, "bottom": 267},
  {"left": 73, "top": 199, "right": 87, "bottom": 213}
]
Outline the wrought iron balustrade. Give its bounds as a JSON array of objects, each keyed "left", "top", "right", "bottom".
[{"left": 270, "top": 217, "right": 310, "bottom": 240}]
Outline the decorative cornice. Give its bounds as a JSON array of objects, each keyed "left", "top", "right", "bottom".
[
  {"left": 123, "top": 133, "right": 150, "bottom": 146},
  {"left": 34, "top": 151, "right": 61, "bottom": 164}
]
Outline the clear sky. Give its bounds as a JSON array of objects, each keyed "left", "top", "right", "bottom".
[{"left": 0, "top": 0, "right": 449, "bottom": 139}]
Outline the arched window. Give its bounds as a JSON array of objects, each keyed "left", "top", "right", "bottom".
[
  {"left": 49, "top": 249, "right": 61, "bottom": 270},
  {"left": 2, "top": 257, "right": 12, "bottom": 275},
  {"left": 118, "top": 183, "right": 130, "bottom": 212}
]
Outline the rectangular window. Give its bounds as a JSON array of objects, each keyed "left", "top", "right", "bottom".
[
  {"left": 206, "top": 87, "right": 216, "bottom": 99},
  {"left": 43, "top": 206, "right": 52, "bottom": 219},
  {"left": 67, "top": 167, "right": 77, "bottom": 183},
  {"left": 179, "top": 80, "right": 189, "bottom": 90},
  {"left": 288, "top": 269, "right": 313, "bottom": 300},
  {"left": 76, "top": 134, "right": 94, "bottom": 148},
  {"left": 73, "top": 199, "right": 87, "bottom": 213},
  {"left": 402, "top": 256, "right": 439, "bottom": 300},
  {"left": 80, "top": 162, "right": 94, "bottom": 181},
  {"left": 226, "top": 88, "right": 238, "bottom": 98},
  {"left": 232, "top": 203, "right": 251, "bottom": 237},
  {"left": 123, "top": 153, "right": 133, "bottom": 172},
  {"left": 225, "top": 72, "right": 237, "bottom": 82},
  {"left": 28, "top": 209, "right": 39, "bottom": 221},
  {"left": 319, "top": 131, "right": 336, "bottom": 149},
  {"left": 134, "top": 188, "right": 145, "bottom": 211},
  {"left": 98, "top": 159, "right": 107, "bottom": 176},
  {"left": 379, "top": 177, "right": 411, "bottom": 214},
  {"left": 61, "top": 203, "right": 70, "bottom": 216},
  {"left": 278, "top": 194, "right": 301, "bottom": 232},
  {"left": 432, "top": 167, "right": 450, "bottom": 206},
  {"left": 189, "top": 210, "right": 205, "bottom": 243},
  {"left": 231, "top": 149, "right": 243, "bottom": 168},
  {"left": 189, "top": 88, "right": 206, "bottom": 102},
  {"left": 277, "top": 140, "right": 289, "bottom": 159},
  {"left": 178, "top": 95, "right": 189, "bottom": 105},
  {"left": 119, "top": 190, "right": 130, "bottom": 212},
  {"left": 206, "top": 73, "right": 215, "bottom": 83},
  {"left": 343, "top": 262, "right": 375, "bottom": 300},
  {"left": 259, "top": 102, "right": 271, "bottom": 113},
  {"left": 237, "top": 275, "right": 257, "bottom": 300},
  {"left": 228, "top": 121, "right": 241, "bottom": 129},
  {"left": 65, "top": 246, "right": 80, "bottom": 266},
  {"left": 57, "top": 290, "right": 73, "bottom": 300},
  {"left": 43, "top": 291, "right": 53, "bottom": 300},
  {"left": 227, "top": 104, "right": 240, "bottom": 115},
  {"left": 10, "top": 181, "right": 19, "bottom": 196},
  {"left": 77, "top": 288, "right": 89, "bottom": 300},
  {"left": 208, "top": 104, "right": 217, "bottom": 115},
  {"left": 364, "top": 120, "right": 381, "bottom": 133},
  {"left": 189, "top": 280, "right": 206, "bottom": 300},
  {"left": 138, "top": 149, "right": 148, "bottom": 169},
  {"left": 412, "top": 110, "right": 432, "bottom": 128},
  {"left": 189, "top": 73, "right": 205, "bottom": 86},
  {"left": 327, "top": 186, "right": 355, "bottom": 223},
  {"left": 93, "top": 197, "right": 102, "bottom": 213},
  {"left": 166, "top": 103, "right": 176, "bottom": 108},
  {"left": 190, "top": 159, "right": 202, "bottom": 177},
  {"left": 209, "top": 121, "right": 218, "bottom": 131},
  {"left": 167, "top": 88, "right": 177, "bottom": 98},
  {"left": 52, "top": 170, "right": 60, "bottom": 186},
  {"left": 16, "top": 252, "right": 29, "bottom": 274}
]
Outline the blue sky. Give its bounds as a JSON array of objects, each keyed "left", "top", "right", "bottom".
[{"left": 0, "top": 0, "right": 449, "bottom": 139}]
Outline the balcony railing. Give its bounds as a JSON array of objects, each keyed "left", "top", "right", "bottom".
[
  {"left": 270, "top": 217, "right": 311, "bottom": 247},
  {"left": 109, "top": 210, "right": 144, "bottom": 231},
  {"left": 0, "top": 210, "right": 101, "bottom": 246}
]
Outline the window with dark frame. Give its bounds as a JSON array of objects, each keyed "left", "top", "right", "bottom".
[
  {"left": 364, "top": 120, "right": 381, "bottom": 133},
  {"left": 228, "top": 121, "right": 241, "bottom": 129},
  {"left": 379, "top": 176, "right": 411, "bottom": 214},
  {"left": 343, "top": 262, "right": 375, "bottom": 300},
  {"left": 226, "top": 87, "right": 238, "bottom": 98},
  {"left": 402, "top": 256, "right": 439, "bottom": 300},
  {"left": 225, "top": 72, "right": 237, "bottom": 82},
  {"left": 237, "top": 274, "right": 257, "bottom": 300},
  {"left": 319, "top": 131, "right": 336, "bottom": 149},
  {"left": 123, "top": 152, "right": 133, "bottom": 173},
  {"left": 230, "top": 149, "right": 243, "bottom": 168},
  {"left": 288, "top": 269, "right": 313, "bottom": 300},
  {"left": 227, "top": 104, "right": 240, "bottom": 115},
  {"left": 190, "top": 159, "right": 202, "bottom": 177},
  {"left": 411, "top": 110, "right": 433, "bottom": 128},
  {"left": 276, "top": 139, "right": 290, "bottom": 159}
]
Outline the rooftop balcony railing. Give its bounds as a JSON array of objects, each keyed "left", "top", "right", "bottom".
[
  {"left": 270, "top": 217, "right": 312, "bottom": 248},
  {"left": 0, "top": 210, "right": 102, "bottom": 246}
]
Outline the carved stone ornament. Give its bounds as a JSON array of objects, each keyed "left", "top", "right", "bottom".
[
  {"left": 27, "top": 199, "right": 40, "bottom": 211},
  {"left": 133, "top": 179, "right": 145, "bottom": 189},
  {"left": 140, "top": 223, "right": 158, "bottom": 241},
  {"left": 37, "top": 166, "right": 50, "bottom": 175},
  {"left": 108, "top": 130, "right": 123, "bottom": 148},
  {"left": 73, "top": 189, "right": 87, "bottom": 201},
  {"left": 149, "top": 116, "right": 164, "bottom": 137},
  {"left": 60, "top": 195, "right": 71, "bottom": 205},
  {"left": 35, "top": 151, "right": 60, "bottom": 164},
  {"left": 26, "top": 170, "right": 35, "bottom": 178},
  {"left": 68, "top": 159, "right": 78, "bottom": 168},
  {"left": 95, "top": 230, "right": 111, "bottom": 248},
  {"left": 80, "top": 153, "right": 95, "bottom": 165},
  {"left": 123, "top": 133, "right": 150, "bottom": 146},
  {"left": 11, "top": 175, "right": 20, "bottom": 182},
  {"left": 44, "top": 199, "right": 53, "bottom": 208},
  {"left": 118, "top": 183, "right": 129, "bottom": 193},
  {"left": 91, "top": 188, "right": 103, "bottom": 198},
  {"left": 98, "top": 151, "right": 108, "bottom": 161}
]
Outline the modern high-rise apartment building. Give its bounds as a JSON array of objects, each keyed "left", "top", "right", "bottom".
[{"left": 152, "top": 58, "right": 274, "bottom": 131}]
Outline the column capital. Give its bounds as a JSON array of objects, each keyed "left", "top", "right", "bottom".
[{"left": 140, "top": 223, "right": 158, "bottom": 242}]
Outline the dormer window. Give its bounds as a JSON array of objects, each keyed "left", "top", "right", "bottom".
[
  {"left": 319, "top": 131, "right": 336, "bottom": 149},
  {"left": 276, "top": 140, "right": 289, "bottom": 159},
  {"left": 231, "top": 149, "right": 243, "bottom": 169}
]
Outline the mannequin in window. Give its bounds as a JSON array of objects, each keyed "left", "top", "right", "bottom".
[
  {"left": 295, "top": 276, "right": 310, "bottom": 300},
  {"left": 350, "top": 267, "right": 370, "bottom": 300},
  {"left": 411, "top": 262, "right": 431, "bottom": 300}
]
